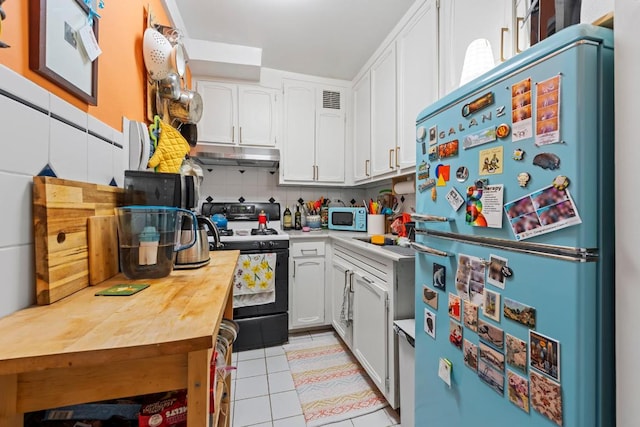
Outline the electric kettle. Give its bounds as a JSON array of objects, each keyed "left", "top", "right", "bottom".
[{"left": 174, "top": 215, "right": 221, "bottom": 268}]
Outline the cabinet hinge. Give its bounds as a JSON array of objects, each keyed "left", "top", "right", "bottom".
[
  {"left": 435, "top": 0, "right": 440, "bottom": 9},
  {"left": 385, "top": 377, "right": 390, "bottom": 392}
]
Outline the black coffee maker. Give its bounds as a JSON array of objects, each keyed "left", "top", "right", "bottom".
[{"left": 124, "top": 170, "right": 198, "bottom": 210}]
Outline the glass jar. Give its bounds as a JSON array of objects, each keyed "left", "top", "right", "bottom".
[{"left": 320, "top": 206, "right": 329, "bottom": 229}]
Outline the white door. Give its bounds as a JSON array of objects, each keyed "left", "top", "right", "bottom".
[
  {"left": 353, "top": 72, "right": 371, "bottom": 182},
  {"left": 196, "top": 81, "right": 237, "bottom": 144},
  {"left": 352, "top": 271, "right": 388, "bottom": 395},
  {"left": 439, "top": 0, "right": 512, "bottom": 96},
  {"left": 396, "top": 0, "right": 439, "bottom": 170},
  {"left": 291, "top": 257, "right": 326, "bottom": 328},
  {"left": 238, "top": 86, "right": 277, "bottom": 146},
  {"left": 370, "top": 45, "right": 397, "bottom": 177},
  {"left": 315, "top": 88, "right": 345, "bottom": 183},
  {"left": 283, "top": 81, "right": 316, "bottom": 182},
  {"left": 331, "top": 258, "right": 353, "bottom": 348}
]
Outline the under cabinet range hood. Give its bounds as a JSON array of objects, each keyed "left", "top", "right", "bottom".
[{"left": 190, "top": 145, "right": 280, "bottom": 169}]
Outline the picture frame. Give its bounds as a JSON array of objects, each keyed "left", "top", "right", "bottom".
[{"left": 29, "top": 0, "right": 99, "bottom": 105}]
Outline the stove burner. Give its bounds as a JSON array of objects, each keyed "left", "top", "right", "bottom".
[
  {"left": 251, "top": 228, "right": 279, "bottom": 236},
  {"left": 218, "top": 229, "right": 234, "bottom": 237}
]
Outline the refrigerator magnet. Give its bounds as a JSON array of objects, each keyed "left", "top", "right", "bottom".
[
  {"left": 479, "top": 341, "right": 505, "bottom": 371},
  {"left": 533, "top": 152, "right": 560, "bottom": 170},
  {"left": 438, "top": 358, "right": 453, "bottom": 387},
  {"left": 431, "top": 186, "right": 437, "bottom": 201},
  {"left": 418, "top": 161, "right": 430, "bottom": 179},
  {"left": 517, "top": 172, "right": 531, "bottom": 187},
  {"left": 424, "top": 308, "right": 436, "bottom": 338},
  {"left": 418, "top": 178, "right": 436, "bottom": 193},
  {"left": 478, "top": 319, "right": 504, "bottom": 349},
  {"left": 445, "top": 188, "right": 465, "bottom": 211},
  {"left": 479, "top": 146, "right": 504, "bottom": 175},
  {"left": 448, "top": 293, "right": 462, "bottom": 321},
  {"left": 463, "top": 339, "right": 479, "bottom": 371},
  {"left": 463, "top": 126, "right": 496, "bottom": 149},
  {"left": 449, "top": 320, "right": 463, "bottom": 349},
  {"left": 496, "top": 105, "right": 506, "bottom": 117},
  {"left": 463, "top": 301, "right": 479, "bottom": 332},
  {"left": 429, "top": 125, "right": 438, "bottom": 145},
  {"left": 496, "top": 123, "right": 511, "bottom": 138},
  {"left": 456, "top": 166, "right": 469, "bottom": 182},
  {"left": 462, "top": 91, "right": 494, "bottom": 118},
  {"left": 433, "top": 263, "right": 446, "bottom": 290},
  {"left": 428, "top": 145, "right": 439, "bottom": 162},
  {"left": 482, "top": 290, "right": 501, "bottom": 323},
  {"left": 506, "top": 334, "right": 527, "bottom": 373},
  {"left": 530, "top": 370, "right": 563, "bottom": 426},
  {"left": 438, "top": 140, "right": 459, "bottom": 159},
  {"left": 487, "top": 254, "right": 508, "bottom": 289},
  {"left": 552, "top": 175, "right": 570, "bottom": 190},
  {"left": 423, "top": 285, "right": 438, "bottom": 310},
  {"left": 416, "top": 126, "right": 427, "bottom": 142},
  {"left": 503, "top": 297, "right": 536, "bottom": 328},
  {"left": 478, "top": 359, "right": 505, "bottom": 395},
  {"left": 513, "top": 148, "right": 525, "bottom": 161},
  {"left": 529, "top": 330, "right": 561, "bottom": 382}
]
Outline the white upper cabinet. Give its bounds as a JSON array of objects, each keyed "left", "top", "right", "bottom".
[
  {"left": 196, "top": 80, "right": 278, "bottom": 146},
  {"left": 370, "top": 44, "right": 397, "bottom": 178},
  {"left": 282, "top": 79, "right": 346, "bottom": 184},
  {"left": 439, "top": 0, "right": 514, "bottom": 96},
  {"left": 396, "top": 0, "right": 439, "bottom": 170},
  {"left": 353, "top": 72, "right": 372, "bottom": 182}
]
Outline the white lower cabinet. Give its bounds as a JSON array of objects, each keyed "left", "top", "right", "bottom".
[
  {"left": 289, "top": 239, "right": 326, "bottom": 330},
  {"left": 331, "top": 240, "right": 414, "bottom": 409}
]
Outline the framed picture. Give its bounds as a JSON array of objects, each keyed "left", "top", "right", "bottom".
[{"left": 29, "top": 0, "right": 99, "bottom": 105}]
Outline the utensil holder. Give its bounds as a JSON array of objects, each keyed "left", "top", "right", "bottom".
[{"left": 367, "top": 214, "right": 385, "bottom": 235}]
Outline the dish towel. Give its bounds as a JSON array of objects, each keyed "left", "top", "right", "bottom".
[
  {"left": 233, "top": 253, "right": 276, "bottom": 308},
  {"left": 340, "top": 280, "right": 352, "bottom": 325}
]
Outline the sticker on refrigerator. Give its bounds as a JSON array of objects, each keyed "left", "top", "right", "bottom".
[
  {"left": 487, "top": 254, "right": 508, "bottom": 289},
  {"left": 506, "top": 334, "right": 527, "bottom": 373},
  {"left": 507, "top": 370, "right": 530, "bottom": 413},
  {"left": 483, "top": 289, "right": 501, "bottom": 322},
  {"left": 529, "top": 330, "right": 560, "bottom": 381},
  {"left": 423, "top": 285, "right": 438, "bottom": 310},
  {"left": 535, "top": 75, "right": 561, "bottom": 146},
  {"left": 478, "top": 359, "right": 504, "bottom": 395},
  {"left": 463, "top": 301, "right": 479, "bottom": 332},
  {"left": 449, "top": 320, "right": 463, "bottom": 348},
  {"left": 433, "top": 263, "right": 446, "bottom": 290},
  {"left": 455, "top": 254, "right": 485, "bottom": 301},
  {"left": 503, "top": 297, "right": 536, "bottom": 328},
  {"left": 511, "top": 77, "right": 533, "bottom": 141},
  {"left": 466, "top": 184, "right": 504, "bottom": 228},
  {"left": 424, "top": 308, "right": 437, "bottom": 338},
  {"left": 530, "top": 371, "right": 563, "bottom": 426},
  {"left": 463, "top": 126, "right": 496, "bottom": 149},
  {"left": 479, "top": 146, "right": 503, "bottom": 175},
  {"left": 445, "top": 188, "right": 465, "bottom": 211},
  {"left": 463, "top": 339, "right": 479, "bottom": 371},
  {"left": 504, "top": 185, "right": 582, "bottom": 241},
  {"left": 478, "top": 319, "right": 504, "bottom": 349}
]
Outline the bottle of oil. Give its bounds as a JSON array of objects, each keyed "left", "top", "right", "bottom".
[
  {"left": 283, "top": 205, "right": 293, "bottom": 230},
  {"left": 294, "top": 204, "right": 302, "bottom": 230}
]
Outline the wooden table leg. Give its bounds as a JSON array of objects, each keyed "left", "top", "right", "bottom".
[
  {"left": 187, "top": 349, "right": 210, "bottom": 427},
  {"left": 0, "top": 374, "right": 22, "bottom": 427}
]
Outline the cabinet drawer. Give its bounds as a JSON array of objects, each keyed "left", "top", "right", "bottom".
[{"left": 291, "top": 241, "right": 325, "bottom": 257}]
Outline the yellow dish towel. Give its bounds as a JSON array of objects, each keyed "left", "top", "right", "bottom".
[
  {"left": 147, "top": 120, "right": 190, "bottom": 173},
  {"left": 233, "top": 254, "right": 276, "bottom": 295}
]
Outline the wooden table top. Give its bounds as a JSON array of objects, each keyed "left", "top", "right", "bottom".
[{"left": 0, "top": 250, "right": 239, "bottom": 375}]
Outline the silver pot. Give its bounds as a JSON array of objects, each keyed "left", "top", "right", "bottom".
[
  {"left": 174, "top": 215, "right": 220, "bottom": 268},
  {"left": 157, "top": 73, "right": 181, "bottom": 101},
  {"left": 168, "top": 89, "right": 203, "bottom": 124}
]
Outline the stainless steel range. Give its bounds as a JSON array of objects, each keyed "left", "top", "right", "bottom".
[{"left": 201, "top": 202, "right": 289, "bottom": 351}]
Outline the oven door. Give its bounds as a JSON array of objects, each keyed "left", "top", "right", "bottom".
[{"left": 232, "top": 248, "right": 289, "bottom": 318}]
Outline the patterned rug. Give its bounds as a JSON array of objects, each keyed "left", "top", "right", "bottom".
[{"left": 283, "top": 335, "right": 388, "bottom": 426}]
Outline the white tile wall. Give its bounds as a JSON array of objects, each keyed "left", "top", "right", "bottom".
[{"left": 0, "top": 65, "right": 125, "bottom": 318}]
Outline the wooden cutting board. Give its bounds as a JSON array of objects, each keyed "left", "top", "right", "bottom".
[
  {"left": 87, "top": 215, "right": 119, "bottom": 285},
  {"left": 33, "top": 176, "right": 125, "bottom": 304}
]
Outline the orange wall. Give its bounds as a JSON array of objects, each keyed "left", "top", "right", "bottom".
[{"left": 0, "top": 0, "right": 174, "bottom": 131}]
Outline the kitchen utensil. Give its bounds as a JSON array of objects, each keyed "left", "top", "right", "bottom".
[
  {"left": 128, "top": 120, "right": 151, "bottom": 170},
  {"left": 143, "top": 28, "right": 173, "bottom": 80},
  {"left": 168, "top": 89, "right": 203, "bottom": 124},
  {"left": 211, "top": 213, "right": 227, "bottom": 230},
  {"left": 175, "top": 215, "right": 221, "bottom": 268},
  {"left": 87, "top": 215, "right": 119, "bottom": 285},
  {"left": 115, "top": 206, "right": 197, "bottom": 279},
  {"left": 157, "top": 73, "right": 181, "bottom": 100}
]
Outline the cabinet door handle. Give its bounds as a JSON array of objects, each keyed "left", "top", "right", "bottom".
[
  {"left": 232, "top": 126, "right": 235, "bottom": 143},
  {"left": 344, "top": 269, "right": 350, "bottom": 287},
  {"left": 349, "top": 271, "right": 354, "bottom": 293},
  {"left": 293, "top": 260, "right": 296, "bottom": 278},
  {"left": 516, "top": 17, "right": 524, "bottom": 54},
  {"left": 300, "top": 248, "right": 318, "bottom": 254},
  {"left": 239, "top": 126, "right": 243, "bottom": 143},
  {"left": 389, "top": 149, "right": 394, "bottom": 169},
  {"left": 395, "top": 147, "right": 400, "bottom": 167},
  {"left": 315, "top": 165, "right": 319, "bottom": 181},
  {"left": 362, "top": 276, "right": 374, "bottom": 284},
  {"left": 500, "top": 27, "right": 508, "bottom": 62},
  {"left": 365, "top": 159, "right": 370, "bottom": 177}
]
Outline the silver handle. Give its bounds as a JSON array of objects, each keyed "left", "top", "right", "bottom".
[
  {"left": 362, "top": 276, "right": 374, "bottom": 284},
  {"left": 239, "top": 126, "right": 243, "bottom": 143},
  {"left": 516, "top": 17, "right": 524, "bottom": 54},
  {"left": 395, "top": 147, "right": 400, "bottom": 167},
  {"left": 411, "top": 213, "right": 451, "bottom": 222},
  {"left": 500, "top": 27, "right": 508, "bottom": 62},
  {"left": 410, "top": 242, "right": 452, "bottom": 258},
  {"left": 301, "top": 249, "right": 318, "bottom": 254},
  {"left": 344, "top": 269, "right": 350, "bottom": 287},
  {"left": 349, "top": 271, "right": 354, "bottom": 293},
  {"left": 365, "top": 159, "right": 370, "bottom": 177},
  {"left": 232, "top": 126, "right": 235, "bottom": 143},
  {"left": 293, "top": 260, "right": 296, "bottom": 278},
  {"left": 423, "top": 229, "right": 598, "bottom": 262},
  {"left": 389, "top": 149, "right": 394, "bottom": 169}
]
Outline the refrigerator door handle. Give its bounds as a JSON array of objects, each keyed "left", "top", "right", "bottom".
[
  {"left": 410, "top": 242, "right": 452, "bottom": 258},
  {"left": 411, "top": 213, "right": 452, "bottom": 222},
  {"left": 423, "top": 229, "right": 598, "bottom": 262}
]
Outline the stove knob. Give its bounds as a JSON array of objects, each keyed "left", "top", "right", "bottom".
[
  {"left": 267, "top": 241, "right": 275, "bottom": 249},
  {"left": 258, "top": 241, "right": 266, "bottom": 250}
]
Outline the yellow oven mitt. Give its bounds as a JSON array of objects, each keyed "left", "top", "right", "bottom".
[{"left": 147, "top": 120, "right": 190, "bottom": 173}]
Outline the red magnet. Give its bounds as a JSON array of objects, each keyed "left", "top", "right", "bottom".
[{"left": 496, "top": 123, "right": 511, "bottom": 138}]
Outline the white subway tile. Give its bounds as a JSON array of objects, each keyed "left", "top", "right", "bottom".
[
  {"left": 0, "top": 173, "right": 34, "bottom": 247},
  {"left": 49, "top": 119, "right": 88, "bottom": 182},
  {"left": 0, "top": 245, "right": 36, "bottom": 318}
]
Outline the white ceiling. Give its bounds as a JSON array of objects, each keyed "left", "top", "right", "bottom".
[{"left": 162, "top": 0, "right": 415, "bottom": 81}]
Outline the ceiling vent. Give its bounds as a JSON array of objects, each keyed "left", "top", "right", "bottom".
[{"left": 322, "top": 90, "right": 341, "bottom": 110}]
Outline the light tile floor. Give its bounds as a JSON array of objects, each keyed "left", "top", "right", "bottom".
[{"left": 227, "top": 329, "right": 401, "bottom": 427}]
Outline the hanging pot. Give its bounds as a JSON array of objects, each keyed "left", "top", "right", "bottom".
[
  {"left": 168, "top": 89, "right": 203, "bottom": 124},
  {"left": 157, "top": 73, "right": 181, "bottom": 101},
  {"left": 180, "top": 123, "right": 198, "bottom": 147}
]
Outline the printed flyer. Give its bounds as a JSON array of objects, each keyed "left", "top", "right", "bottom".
[{"left": 466, "top": 184, "right": 504, "bottom": 228}]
